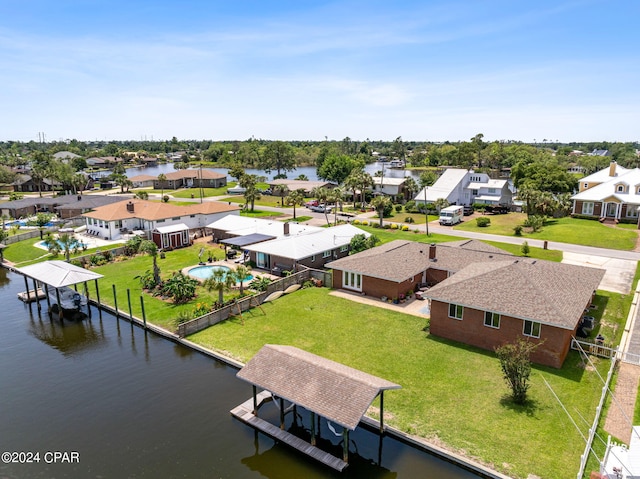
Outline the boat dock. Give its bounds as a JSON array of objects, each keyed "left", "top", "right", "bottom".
[
  {"left": 17, "top": 288, "right": 46, "bottom": 303},
  {"left": 230, "top": 392, "right": 348, "bottom": 472}
]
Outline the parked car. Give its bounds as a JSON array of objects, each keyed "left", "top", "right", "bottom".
[
  {"left": 305, "top": 200, "right": 319, "bottom": 208},
  {"left": 226, "top": 186, "right": 246, "bottom": 195},
  {"left": 310, "top": 204, "right": 333, "bottom": 213},
  {"left": 463, "top": 205, "right": 474, "bottom": 216}
]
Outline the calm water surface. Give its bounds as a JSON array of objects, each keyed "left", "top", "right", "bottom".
[{"left": 0, "top": 268, "right": 478, "bottom": 478}]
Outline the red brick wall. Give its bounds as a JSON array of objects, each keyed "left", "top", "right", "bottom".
[
  {"left": 429, "top": 300, "right": 573, "bottom": 368},
  {"left": 331, "top": 270, "right": 422, "bottom": 299}
]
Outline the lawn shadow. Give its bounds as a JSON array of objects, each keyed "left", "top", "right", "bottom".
[{"left": 499, "top": 395, "right": 540, "bottom": 417}]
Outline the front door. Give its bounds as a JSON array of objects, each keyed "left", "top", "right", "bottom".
[
  {"left": 606, "top": 203, "right": 618, "bottom": 218},
  {"left": 256, "top": 252, "right": 269, "bottom": 269}
]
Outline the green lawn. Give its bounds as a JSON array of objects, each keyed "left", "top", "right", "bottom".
[
  {"left": 3, "top": 237, "right": 106, "bottom": 266},
  {"left": 189, "top": 287, "right": 617, "bottom": 479},
  {"left": 455, "top": 213, "right": 638, "bottom": 250}
]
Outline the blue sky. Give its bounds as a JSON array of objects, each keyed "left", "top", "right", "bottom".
[{"left": 1, "top": 0, "right": 638, "bottom": 142}]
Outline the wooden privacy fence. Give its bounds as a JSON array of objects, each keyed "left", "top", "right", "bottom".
[{"left": 177, "top": 268, "right": 332, "bottom": 338}]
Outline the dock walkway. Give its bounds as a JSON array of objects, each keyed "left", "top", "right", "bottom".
[{"left": 230, "top": 392, "right": 348, "bottom": 472}]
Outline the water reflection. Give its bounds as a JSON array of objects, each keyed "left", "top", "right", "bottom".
[{"left": 28, "top": 313, "right": 108, "bottom": 356}]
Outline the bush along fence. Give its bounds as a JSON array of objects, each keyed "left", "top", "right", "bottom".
[{"left": 177, "top": 268, "right": 331, "bottom": 338}]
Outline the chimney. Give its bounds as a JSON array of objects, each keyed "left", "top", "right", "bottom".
[
  {"left": 429, "top": 243, "right": 436, "bottom": 260},
  {"left": 283, "top": 222, "right": 290, "bottom": 236},
  {"left": 609, "top": 161, "right": 617, "bottom": 177},
  {"left": 126, "top": 201, "right": 134, "bottom": 213}
]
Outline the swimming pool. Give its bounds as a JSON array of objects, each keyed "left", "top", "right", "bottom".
[
  {"left": 187, "top": 265, "right": 253, "bottom": 283},
  {"left": 38, "top": 239, "right": 88, "bottom": 250}
]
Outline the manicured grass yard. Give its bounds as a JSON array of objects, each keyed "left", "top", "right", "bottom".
[
  {"left": 189, "top": 287, "right": 618, "bottom": 479},
  {"left": 455, "top": 213, "right": 638, "bottom": 250}
]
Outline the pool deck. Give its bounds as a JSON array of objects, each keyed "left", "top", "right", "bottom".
[{"left": 181, "top": 260, "right": 278, "bottom": 283}]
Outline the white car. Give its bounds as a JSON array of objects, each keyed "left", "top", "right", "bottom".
[
  {"left": 226, "top": 186, "right": 246, "bottom": 195},
  {"left": 310, "top": 204, "right": 333, "bottom": 213}
]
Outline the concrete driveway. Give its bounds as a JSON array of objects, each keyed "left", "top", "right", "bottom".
[{"left": 562, "top": 252, "right": 637, "bottom": 294}]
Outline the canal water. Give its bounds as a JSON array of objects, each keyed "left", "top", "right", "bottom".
[
  {"left": 0, "top": 267, "right": 479, "bottom": 479},
  {"left": 124, "top": 162, "right": 414, "bottom": 183}
]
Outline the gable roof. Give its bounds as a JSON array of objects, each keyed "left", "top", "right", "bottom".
[
  {"left": 236, "top": 344, "right": 400, "bottom": 430},
  {"left": 164, "top": 169, "right": 225, "bottom": 181},
  {"left": 424, "top": 259, "right": 604, "bottom": 330},
  {"left": 83, "top": 199, "right": 240, "bottom": 221},
  {"left": 580, "top": 163, "right": 630, "bottom": 183},
  {"left": 572, "top": 168, "right": 640, "bottom": 202},
  {"left": 415, "top": 168, "right": 468, "bottom": 202},
  {"left": 245, "top": 224, "right": 367, "bottom": 261}
]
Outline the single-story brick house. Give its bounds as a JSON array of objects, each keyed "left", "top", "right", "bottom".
[
  {"left": 154, "top": 169, "right": 227, "bottom": 190},
  {"left": 326, "top": 239, "right": 604, "bottom": 368}
]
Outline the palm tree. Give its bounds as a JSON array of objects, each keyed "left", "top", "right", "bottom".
[
  {"left": 140, "top": 240, "right": 161, "bottom": 286},
  {"left": 285, "top": 189, "right": 306, "bottom": 220},
  {"left": 272, "top": 184, "right": 289, "bottom": 206},
  {"left": 240, "top": 174, "right": 261, "bottom": 212},
  {"left": 330, "top": 187, "right": 345, "bottom": 225},
  {"left": 203, "top": 268, "right": 235, "bottom": 306},
  {"left": 157, "top": 174, "right": 167, "bottom": 201},
  {"left": 403, "top": 177, "right": 418, "bottom": 202},
  {"left": 370, "top": 195, "right": 391, "bottom": 227},
  {"left": 48, "top": 233, "right": 76, "bottom": 262},
  {"left": 234, "top": 264, "right": 252, "bottom": 296}
]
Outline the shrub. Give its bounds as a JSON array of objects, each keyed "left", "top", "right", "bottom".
[
  {"left": 404, "top": 200, "right": 416, "bottom": 212},
  {"left": 139, "top": 270, "right": 157, "bottom": 290},
  {"left": 174, "top": 310, "right": 193, "bottom": 326},
  {"left": 476, "top": 217, "right": 491, "bottom": 227},
  {"left": 521, "top": 241, "right": 530, "bottom": 256},
  {"left": 192, "top": 302, "right": 210, "bottom": 318},
  {"left": 90, "top": 254, "right": 107, "bottom": 266},
  {"left": 390, "top": 223, "right": 399, "bottom": 229},
  {"left": 361, "top": 220, "right": 368, "bottom": 226},
  {"left": 395, "top": 205, "right": 402, "bottom": 213},
  {"left": 352, "top": 219, "right": 361, "bottom": 225},
  {"left": 162, "top": 195, "right": 170, "bottom": 203},
  {"left": 513, "top": 225, "right": 523, "bottom": 236},
  {"left": 404, "top": 217, "right": 415, "bottom": 223},
  {"left": 401, "top": 225, "right": 409, "bottom": 231},
  {"left": 523, "top": 215, "right": 545, "bottom": 232}
]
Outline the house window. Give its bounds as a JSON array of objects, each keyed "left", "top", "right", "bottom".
[
  {"left": 484, "top": 312, "right": 500, "bottom": 328},
  {"left": 488, "top": 188, "right": 496, "bottom": 194},
  {"left": 627, "top": 206, "right": 639, "bottom": 218},
  {"left": 340, "top": 245, "right": 348, "bottom": 253},
  {"left": 114, "top": 220, "right": 122, "bottom": 228},
  {"left": 343, "top": 271, "right": 362, "bottom": 292},
  {"left": 617, "top": 185, "right": 625, "bottom": 193},
  {"left": 582, "top": 202, "right": 594, "bottom": 215},
  {"left": 322, "top": 250, "right": 331, "bottom": 258},
  {"left": 448, "top": 303, "right": 463, "bottom": 320},
  {"left": 311, "top": 255, "right": 316, "bottom": 262},
  {"left": 583, "top": 182, "right": 589, "bottom": 189},
  {"left": 523, "top": 320, "right": 541, "bottom": 338},
  {"left": 471, "top": 189, "right": 478, "bottom": 195},
  {"left": 172, "top": 216, "right": 181, "bottom": 220},
  {"left": 157, "top": 219, "right": 165, "bottom": 223}
]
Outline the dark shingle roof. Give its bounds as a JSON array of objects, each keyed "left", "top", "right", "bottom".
[
  {"left": 325, "top": 239, "right": 515, "bottom": 283},
  {"left": 424, "top": 259, "right": 605, "bottom": 329},
  {"left": 236, "top": 345, "right": 400, "bottom": 430}
]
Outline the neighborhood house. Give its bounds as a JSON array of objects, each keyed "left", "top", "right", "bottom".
[{"left": 326, "top": 239, "right": 604, "bottom": 368}]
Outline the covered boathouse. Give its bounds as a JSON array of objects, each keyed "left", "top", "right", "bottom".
[{"left": 232, "top": 344, "right": 401, "bottom": 471}]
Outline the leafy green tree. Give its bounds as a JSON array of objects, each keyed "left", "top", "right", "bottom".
[
  {"left": 262, "top": 141, "right": 296, "bottom": 178},
  {"left": 495, "top": 339, "right": 539, "bottom": 404},
  {"left": 349, "top": 233, "right": 380, "bottom": 254},
  {"left": 317, "top": 153, "right": 361, "bottom": 184},
  {"left": 295, "top": 174, "right": 308, "bottom": 181},
  {"left": 284, "top": 189, "right": 305, "bottom": 220},
  {"left": 403, "top": 177, "right": 418, "bottom": 202},
  {"left": 228, "top": 163, "right": 245, "bottom": 182},
  {"left": 521, "top": 241, "right": 530, "bottom": 256},
  {"left": 0, "top": 165, "right": 17, "bottom": 185},
  {"left": 135, "top": 191, "right": 149, "bottom": 200},
  {"left": 344, "top": 169, "right": 373, "bottom": 209}
]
